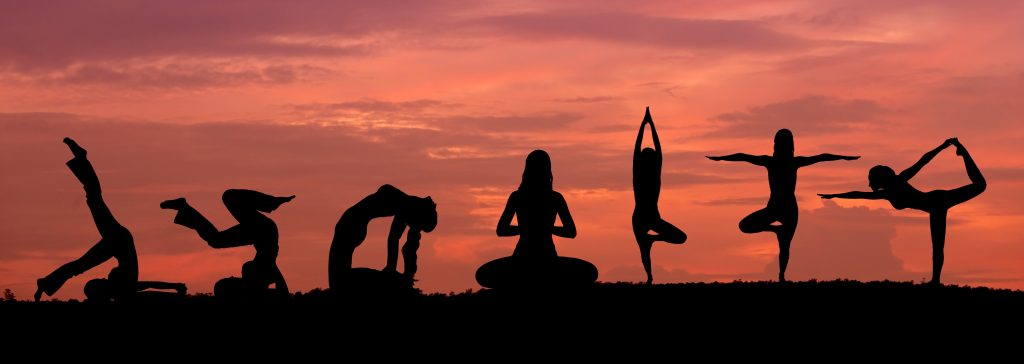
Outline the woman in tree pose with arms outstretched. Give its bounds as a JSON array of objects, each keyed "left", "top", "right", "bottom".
[
  {"left": 633, "top": 107, "right": 687, "bottom": 284},
  {"left": 819, "top": 138, "right": 985, "bottom": 285},
  {"left": 708, "top": 129, "right": 859, "bottom": 282}
]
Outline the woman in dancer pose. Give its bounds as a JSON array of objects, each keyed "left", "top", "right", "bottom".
[
  {"left": 35, "top": 138, "right": 186, "bottom": 302},
  {"left": 819, "top": 138, "right": 985, "bottom": 285}
]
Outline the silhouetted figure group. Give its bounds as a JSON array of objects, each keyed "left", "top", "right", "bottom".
[{"left": 34, "top": 107, "right": 988, "bottom": 301}]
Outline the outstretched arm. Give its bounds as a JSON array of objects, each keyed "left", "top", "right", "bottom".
[
  {"left": 796, "top": 154, "right": 859, "bottom": 167},
  {"left": 706, "top": 153, "right": 769, "bottom": 166},
  {"left": 900, "top": 139, "right": 953, "bottom": 180},
  {"left": 496, "top": 193, "right": 520, "bottom": 237},
  {"left": 818, "top": 191, "right": 883, "bottom": 200},
  {"left": 402, "top": 228, "right": 421, "bottom": 279},
  {"left": 552, "top": 193, "right": 577, "bottom": 239},
  {"left": 384, "top": 216, "right": 407, "bottom": 272}
]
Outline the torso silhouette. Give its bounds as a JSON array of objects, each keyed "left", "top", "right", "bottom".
[
  {"left": 246, "top": 213, "right": 279, "bottom": 268},
  {"left": 337, "top": 184, "right": 408, "bottom": 240},
  {"left": 766, "top": 156, "right": 799, "bottom": 209},
  {"left": 633, "top": 153, "right": 661, "bottom": 215},
  {"left": 509, "top": 189, "right": 562, "bottom": 258},
  {"left": 879, "top": 182, "right": 927, "bottom": 211}
]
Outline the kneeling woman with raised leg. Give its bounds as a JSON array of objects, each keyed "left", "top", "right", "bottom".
[
  {"left": 35, "top": 138, "right": 186, "bottom": 302},
  {"left": 161, "top": 189, "right": 294, "bottom": 299},
  {"left": 475, "top": 150, "right": 598, "bottom": 290},
  {"left": 819, "top": 138, "right": 986, "bottom": 285}
]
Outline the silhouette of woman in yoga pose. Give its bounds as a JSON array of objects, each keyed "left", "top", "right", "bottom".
[
  {"left": 708, "top": 129, "right": 859, "bottom": 282},
  {"left": 328, "top": 184, "right": 437, "bottom": 290},
  {"left": 819, "top": 138, "right": 985, "bottom": 285},
  {"left": 475, "top": 150, "right": 598, "bottom": 289},
  {"left": 161, "top": 189, "right": 293, "bottom": 298},
  {"left": 35, "top": 138, "right": 186, "bottom": 302},
  {"left": 633, "top": 107, "right": 687, "bottom": 284}
]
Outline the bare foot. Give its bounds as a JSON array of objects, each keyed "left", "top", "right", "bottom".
[
  {"left": 159, "top": 197, "right": 187, "bottom": 210},
  {"left": 63, "top": 137, "right": 87, "bottom": 158}
]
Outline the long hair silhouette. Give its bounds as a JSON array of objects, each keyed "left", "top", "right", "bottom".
[{"left": 475, "top": 150, "right": 598, "bottom": 289}]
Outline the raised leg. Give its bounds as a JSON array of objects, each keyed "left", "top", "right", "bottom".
[
  {"left": 35, "top": 239, "right": 114, "bottom": 301},
  {"left": 738, "top": 207, "right": 780, "bottom": 234}
]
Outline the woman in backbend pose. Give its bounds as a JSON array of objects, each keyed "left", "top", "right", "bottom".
[
  {"left": 328, "top": 184, "right": 437, "bottom": 290},
  {"left": 819, "top": 138, "right": 985, "bottom": 285},
  {"left": 633, "top": 107, "right": 687, "bottom": 284},
  {"left": 35, "top": 138, "right": 186, "bottom": 302},
  {"left": 475, "top": 150, "right": 598, "bottom": 289},
  {"left": 708, "top": 129, "right": 859, "bottom": 282},
  {"left": 161, "top": 189, "right": 294, "bottom": 298}
]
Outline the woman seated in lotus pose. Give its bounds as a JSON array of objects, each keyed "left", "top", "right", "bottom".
[
  {"left": 160, "top": 189, "right": 294, "bottom": 299},
  {"left": 35, "top": 138, "right": 186, "bottom": 302},
  {"left": 475, "top": 150, "right": 598, "bottom": 289},
  {"left": 328, "top": 184, "right": 437, "bottom": 290},
  {"left": 819, "top": 138, "right": 985, "bottom": 285}
]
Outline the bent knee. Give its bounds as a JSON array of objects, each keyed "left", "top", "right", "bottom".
[{"left": 738, "top": 221, "right": 758, "bottom": 234}]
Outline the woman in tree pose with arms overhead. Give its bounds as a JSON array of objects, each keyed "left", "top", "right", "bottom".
[
  {"left": 708, "top": 129, "right": 859, "bottom": 282},
  {"left": 819, "top": 138, "right": 985, "bottom": 285},
  {"left": 633, "top": 107, "right": 687, "bottom": 284}
]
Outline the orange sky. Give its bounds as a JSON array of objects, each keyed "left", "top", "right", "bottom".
[{"left": 2, "top": 0, "right": 1023, "bottom": 300}]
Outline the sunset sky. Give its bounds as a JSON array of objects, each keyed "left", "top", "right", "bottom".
[{"left": 2, "top": 0, "right": 1022, "bottom": 300}]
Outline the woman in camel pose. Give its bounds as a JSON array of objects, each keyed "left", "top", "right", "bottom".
[{"left": 328, "top": 184, "right": 437, "bottom": 290}]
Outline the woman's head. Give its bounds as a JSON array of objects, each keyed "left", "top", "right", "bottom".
[
  {"left": 868, "top": 165, "right": 897, "bottom": 191},
  {"left": 774, "top": 129, "right": 794, "bottom": 157},
  {"left": 84, "top": 278, "right": 113, "bottom": 302},
  {"left": 408, "top": 196, "right": 438, "bottom": 233},
  {"left": 520, "top": 149, "right": 553, "bottom": 192},
  {"left": 638, "top": 147, "right": 658, "bottom": 170}
]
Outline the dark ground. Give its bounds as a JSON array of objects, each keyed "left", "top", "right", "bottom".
[{"left": 4, "top": 280, "right": 1023, "bottom": 356}]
